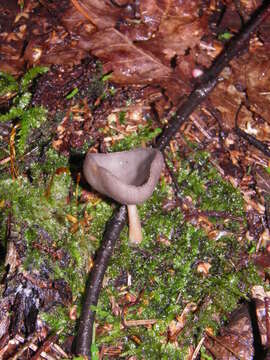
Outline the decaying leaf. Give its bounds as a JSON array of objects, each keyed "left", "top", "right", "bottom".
[
  {"left": 70, "top": 0, "right": 126, "bottom": 29},
  {"left": 245, "top": 49, "right": 270, "bottom": 124},
  {"left": 89, "top": 28, "right": 173, "bottom": 85},
  {"left": 0, "top": 0, "right": 208, "bottom": 103},
  {"left": 255, "top": 166, "right": 270, "bottom": 195},
  {"left": 168, "top": 302, "right": 197, "bottom": 342},
  {"left": 204, "top": 305, "right": 254, "bottom": 360},
  {"left": 251, "top": 285, "right": 270, "bottom": 348}
]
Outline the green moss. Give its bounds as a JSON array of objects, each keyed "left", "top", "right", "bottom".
[
  {"left": 0, "top": 67, "right": 49, "bottom": 153},
  {"left": 218, "top": 31, "right": 233, "bottom": 41},
  {"left": 170, "top": 151, "right": 244, "bottom": 216},
  {"left": 121, "top": 328, "right": 190, "bottom": 359},
  {"left": 110, "top": 123, "right": 162, "bottom": 152},
  {"left": 19, "top": 66, "right": 49, "bottom": 92},
  {"left": 0, "top": 148, "right": 113, "bottom": 297},
  {"left": 66, "top": 87, "right": 79, "bottom": 99},
  {"left": 201, "top": 346, "right": 214, "bottom": 360},
  {"left": 119, "top": 111, "right": 126, "bottom": 125},
  {"left": 86, "top": 201, "right": 113, "bottom": 241},
  {"left": 37, "top": 148, "right": 68, "bottom": 175},
  {"left": 92, "top": 150, "right": 260, "bottom": 358},
  {"left": 17, "top": 106, "right": 47, "bottom": 154},
  {"left": 0, "top": 71, "right": 18, "bottom": 96},
  {"left": 41, "top": 305, "right": 74, "bottom": 336}
]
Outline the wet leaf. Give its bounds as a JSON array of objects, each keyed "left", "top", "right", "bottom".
[
  {"left": 251, "top": 286, "right": 270, "bottom": 347},
  {"left": 255, "top": 166, "right": 270, "bottom": 195},
  {"left": 204, "top": 305, "right": 254, "bottom": 360},
  {"left": 89, "top": 28, "right": 173, "bottom": 85}
]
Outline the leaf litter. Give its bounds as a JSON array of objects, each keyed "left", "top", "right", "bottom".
[{"left": 0, "top": 0, "right": 270, "bottom": 359}]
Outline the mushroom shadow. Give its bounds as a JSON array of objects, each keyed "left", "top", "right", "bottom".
[
  {"left": 0, "top": 242, "right": 6, "bottom": 266},
  {"left": 68, "top": 152, "right": 85, "bottom": 186}
]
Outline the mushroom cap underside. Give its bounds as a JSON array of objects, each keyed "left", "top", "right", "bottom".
[{"left": 83, "top": 148, "right": 164, "bottom": 204}]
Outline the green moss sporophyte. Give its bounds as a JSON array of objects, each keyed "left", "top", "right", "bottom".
[{"left": 83, "top": 148, "right": 164, "bottom": 245}]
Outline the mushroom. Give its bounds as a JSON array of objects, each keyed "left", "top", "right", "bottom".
[{"left": 83, "top": 148, "right": 164, "bottom": 245}]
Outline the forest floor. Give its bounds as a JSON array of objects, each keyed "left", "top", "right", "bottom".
[{"left": 0, "top": 1, "right": 270, "bottom": 359}]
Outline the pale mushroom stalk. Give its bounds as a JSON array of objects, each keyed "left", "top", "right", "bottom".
[{"left": 127, "top": 204, "right": 142, "bottom": 245}]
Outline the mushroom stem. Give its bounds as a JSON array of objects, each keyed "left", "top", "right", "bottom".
[{"left": 127, "top": 204, "right": 143, "bottom": 245}]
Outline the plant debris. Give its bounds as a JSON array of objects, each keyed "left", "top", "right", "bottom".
[{"left": 0, "top": 1, "right": 270, "bottom": 359}]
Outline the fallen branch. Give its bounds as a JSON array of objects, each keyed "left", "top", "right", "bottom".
[
  {"left": 235, "top": 126, "right": 270, "bottom": 158},
  {"left": 75, "top": 205, "right": 127, "bottom": 356},
  {"left": 235, "top": 104, "right": 270, "bottom": 158},
  {"left": 75, "top": 2, "right": 270, "bottom": 357}
]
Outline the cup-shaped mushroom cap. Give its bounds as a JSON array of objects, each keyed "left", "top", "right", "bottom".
[{"left": 83, "top": 148, "right": 164, "bottom": 205}]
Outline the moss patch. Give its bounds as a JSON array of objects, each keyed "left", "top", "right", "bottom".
[{"left": 89, "top": 150, "right": 260, "bottom": 358}]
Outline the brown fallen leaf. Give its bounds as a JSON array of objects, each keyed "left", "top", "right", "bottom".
[
  {"left": 70, "top": 0, "right": 126, "bottom": 29},
  {"left": 255, "top": 166, "right": 270, "bottom": 195},
  {"left": 251, "top": 285, "right": 270, "bottom": 348},
  {"left": 2, "top": 0, "right": 209, "bottom": 103},
  {"left": 168, "top": 302, "right": 197, "bottom": 342},
  {"left": 245, "top": 48, "right": 270, "bottom": 124},
  {"left": 89, "top": 27, "right": 173, "bottom": 85},
  {"left": 204, "top": 304, "right": 254, "bottom": 360},
  {"left": 197, "top": 261, "right": 212, "bottom": 276}
]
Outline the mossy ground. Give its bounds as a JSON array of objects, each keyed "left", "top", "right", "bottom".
[
  {"left": 91, "top": 149, "right": 259, "bottom": 358},
  {"left": 0, "top": 147, "right": 260, "bottom": 358},
  {"left": 0, "top": 68, "right": 262, "bottom": 359}
]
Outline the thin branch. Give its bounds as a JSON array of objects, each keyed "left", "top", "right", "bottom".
[
  {"left": 30, "top": 334, "right": 58, "bottom": 360},
  {"left": 75, "top": 205, "right": 127, "bottom": 357},
  {"left": 75, "top": 2, "right": 270, "bottom": 357},
  {"left": 237, "top": 127, "right": 270, "bottom": 158},
  {"left": 235, "top": 104, "right": 270, "bottom": 158}
]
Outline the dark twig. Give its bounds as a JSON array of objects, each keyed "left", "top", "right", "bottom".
[
  {"left": 235, "top": 104, "right": 270, "bottom": 158},
  {"left": 265, "top": 297, "right": 270, "bottom": 348},
  {"left": 266, "top": 199, "right": 270, "bottom": 231},
  {"left": 164, "top": 158, "right": 183, "bottom": 201},
  {"left": 75, "top": 2, "right": 270, "bottom": 357},
  {"left": 75, "top": 205, "right": 127, "bottom": 357},
  {"left": 30, "top": 334, "right": 58, "bottom": 360}
]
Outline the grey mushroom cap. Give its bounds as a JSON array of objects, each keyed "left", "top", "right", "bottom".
[{"left": 83, "top": 148, "right": 164, "bottom": 205}]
